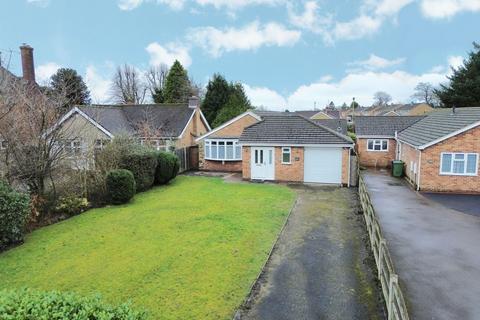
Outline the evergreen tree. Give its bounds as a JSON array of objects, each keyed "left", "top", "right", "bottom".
[
  {"left": 50, "top": 68, "right": 91, "bottom": 112},
  {"left": 212, "top": 83, "right": 251, "bottom": 127},
  {"left": 163, "top": 60, "right": 191, "bottom": 103},
  {"left": 201, "top": 74, "right": 231, "bottom": 123},
  {"left": 152, "top": 88, "right": 165, "bottom": 103},
  {"left": 435, "top": 42, "right": 480, "bottom": 107}
]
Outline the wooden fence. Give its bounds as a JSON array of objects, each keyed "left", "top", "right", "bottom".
[
  {"left": 358, "top": 174, "right": 409, "bottom": 320},
  {"left": 175, "top": 146, "right": 199, "bottom": 173}
]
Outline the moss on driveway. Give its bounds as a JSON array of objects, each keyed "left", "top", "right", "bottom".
[{"left": 0, "top": 176, "right": 295, "bottom": 320}]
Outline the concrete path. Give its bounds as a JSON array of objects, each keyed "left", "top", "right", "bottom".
[
  {"left": 363, "top": 171, "right": 480, "bottom": 320},
  {"left": 237, "top": 185, "right": 385, "bottom": 320}
]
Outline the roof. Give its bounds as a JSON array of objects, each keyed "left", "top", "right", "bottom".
[
  {"left": 368, "top": 103, "right": 432, "bottom": 116},
  {"left": 355, "top": 116, "right": 424, "bottom": 137},
  {"left": 397, "top": 107, "right": 480, "bottom": 148},
  {"left": 239, "top": 113, "right": 352, "bottom": 145},
  {"left": 311, "top": 119, "right": 348, "bottom": 135},
  {"left": 295, "top": 109, "right": 340, "bottom": 119},
  {"left": 77, "top": 104, "right": 199, "bottom": 137}
]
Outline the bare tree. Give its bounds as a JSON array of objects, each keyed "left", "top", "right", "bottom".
[
  {"left": 111, "top": 64, "right": 146, "bottom": 104},
  {"left": 373, "top": 91, "right": 392, "bottom": 106},
  {"left": 145, "top": 64, "right": 169, "bottom": 102},
  {"left": 411, "top": 82, "right": 440, "bottom": 106}
]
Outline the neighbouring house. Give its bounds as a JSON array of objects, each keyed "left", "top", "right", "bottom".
[
  {"left": 239, "top": 113, "right": 354, "bottom": 184},
  {"left": 396, "top": 107, "right": 480, "bottom": 193},
  {"left": 355, "top": 116, "right": 424, "bottom": 168},
  {"left": 296, "top": 107, "right": 340, "bottom": 119},
  {"left": 196, "top": 110, "right": 348, "bottom": 174},
  {"left": 52, "top": 97, "right": 210, "bottom": 168},
  {"left": 367, "top": 103, "right": 433, "bottom": 116}
]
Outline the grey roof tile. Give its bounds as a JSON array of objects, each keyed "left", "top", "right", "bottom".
[
  {"left": 397, "top": 107, "right": 480, "bottom": 147},
  {"left": 240, "top": 114, "right": 352, "bottom": 145},
  {"left": 355, "top": 116, "right": 424, "bottom": 137}
]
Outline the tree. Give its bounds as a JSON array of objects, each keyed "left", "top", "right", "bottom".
[
  {"left": 146, "top": 65, "right": 169, "bottom": 104},
  {"left": 341, "top": 102, "right": 349, "bottom": 110},
  {"left": 163, "top": 60, "right": 191, "bottom": 104},
  {"left": 201, "top": 74, "right": 231, "bottom": 124},
  {"left": 111, "top": 64, "right": 146, "bottom": 104},
  {"left": 435, "top": 42, "right": 480, "bottom": 107},
  {"left": 49, "top": 68, "right": 91, "bottom": 112},
  {"left": 411, "top": 82, "right": 440, "bottom": 106},
  {"left": 212, "top": 83, "right": 251, "bottom": 128},
  {"left": 373, "top": 91, "right": 392, "bottom": 106}
]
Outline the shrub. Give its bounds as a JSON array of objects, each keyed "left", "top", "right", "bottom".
[
  {"left": 347, "top": 131, "right": 357, "bottom": 142},
  {"left": 155, "top": 152, "right": 180, "bottom": 185},
  {"left": 106, "top": 169, "right": 136, "bottom": 205},
  {"left": 54, "top": 196, "right": 89, "bottom": 217},
  {"left": 0, "top": 288, "right": 147, "bottom": 320},
  {"left": 0, "top": 181, "right": 30, "bottom": 249},
  {"left": 119, "top": 149, "right": 157, "bottom": 192}
]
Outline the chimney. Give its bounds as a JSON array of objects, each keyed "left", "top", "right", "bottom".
[
  {"left": 452, "top": 105, "right": 456, "bottom": 114},
  {"left": 20, "top": 44, "right": 35, "bottom": 83},
  {"left": 188, "top": 96, "right": 199, "bottom": 109}
]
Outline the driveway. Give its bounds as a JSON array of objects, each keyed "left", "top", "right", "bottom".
[
  {"left": 236, "top": 185, "right": 385, "bottom": 320},
  {"left": 363, "top": 171, "right": 480, "bottom": 320},
  {"left": 422, "top": 193, "right": 480, "bottom": 217}
]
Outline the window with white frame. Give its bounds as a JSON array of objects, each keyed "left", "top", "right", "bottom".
[
  {"left": 440, "top": 153, "right": 478, "bottom": 175},
  {"left": 367, "top": 139, "right": 388, "bottom": 151},
  {"left": 62, "top": 140, "right": 82, "bottom": 157},
  {"left": 94, "top": 139, "right": 110, "bottom": 151},
  {"left": 0, "top": 140, "right": 7, "bottom": 150},
  {"left": 282, "top": 147, "right": 291, "bottom": 164},
  {"left": 205, "top": 139, "right": 241, "bottom": 161}
]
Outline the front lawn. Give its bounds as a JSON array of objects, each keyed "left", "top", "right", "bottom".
[{"left": 0, "top": 176, "right": 295, "bottom": 319}]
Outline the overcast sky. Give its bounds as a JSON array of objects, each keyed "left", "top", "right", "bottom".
[{"left": 1, "top": 0, "right": 479, "bottom": 110}]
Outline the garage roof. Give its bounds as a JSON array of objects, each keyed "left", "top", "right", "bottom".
[
  {"left": 239, "top": 113, "right": 353, "bottom": 145},
  {"left": 354, "top": 116, "right": 424, "bottom": 137}
]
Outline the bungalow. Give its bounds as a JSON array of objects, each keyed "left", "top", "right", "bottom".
[
  {"left": 355, "top": 116, "right": 423, "bottom": 168},
  {"left": 367, "top": 103, "right": 433, "bottom": 116},
  {"left": 51, "top": 97, "right": 210, "bottom": 168},
  {"left": 396, "top": 107, "right": 480, "bottom": 193},
  {"left": 196, "top": 111, "right": 353, "bottom": 185}
]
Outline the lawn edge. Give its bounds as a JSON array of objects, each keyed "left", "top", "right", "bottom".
[{"left": 232, "top": 193, "right": 298, "bottom": 320}]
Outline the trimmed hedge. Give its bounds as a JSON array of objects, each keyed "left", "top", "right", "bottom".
[
  {"left": 106, "top": 169, "right": 136, "bottom": 205},
  {"left": 119, "top": 149, "right": 157, "bottom": 192},
  {"left": 0, "top": 181, "right": 30, "bottom": 249},
  {"left": 0, "top": 288, "right": 146, "bottom": 319},
  {"left": 155, "top": 152, "right": 180, "bottom": 185}
]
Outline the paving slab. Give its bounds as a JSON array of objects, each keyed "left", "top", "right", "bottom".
[
  {"left": 363, "top": 170, "right": 480, "bottom": 320},
  {"left": 237, "top": 185, "right": 385, "bottom": 320}
]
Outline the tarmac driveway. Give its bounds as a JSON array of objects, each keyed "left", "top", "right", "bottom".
[
  {"left": 363, "top": 171, "right": 480, "bottom": 320},
  {"left": 422, "top": 193, "right": 480, "bottom": 217},
  {"left": 236, "top": 185, "right": 385, "bottom": 320}
]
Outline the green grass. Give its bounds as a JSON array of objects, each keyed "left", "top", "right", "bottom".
[{"left": 0, "top": 176, "right": 295, "bottom": 319}]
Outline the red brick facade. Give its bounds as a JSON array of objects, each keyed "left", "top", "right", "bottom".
[
  {"left": 399, "top": 125, "right": 480, "bottom": 193},
  {"left": 357, "top": 138, "right": 396, "bottom": 168}
]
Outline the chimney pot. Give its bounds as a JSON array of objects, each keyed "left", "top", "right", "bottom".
[
  {"left": 188, "top": 96, "right": 199, "bottom": 109},
  {"left": 20, "top": 44, "right": 35, "bottom": 83}
]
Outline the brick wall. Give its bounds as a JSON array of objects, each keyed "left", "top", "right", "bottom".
[
  {"left": 342, "top": 148, "right": 350, "bottom": 185},
  {"left": 177, "top": 109, "right": 209, "bottom": 148},
  {"left": 274, "top": 147, "right": 304, "bottom": 182},
  {"left": 357, "top": 138, "right": 396, "bottom": 168},
  {"left": 419, "top": 126, "right": 480, "bottom": 193},
  {"left": 210, "top": 114, "right": 258, "bottom": 137},
  {"left": 399, "top": 142, "right": 421, "bottom": 187}
]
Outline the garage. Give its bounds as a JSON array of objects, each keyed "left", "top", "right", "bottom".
[{"left": 304, "top": 147, "right": 343, "bottom": 184}]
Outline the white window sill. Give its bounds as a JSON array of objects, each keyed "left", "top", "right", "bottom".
[
  {"left": 439, "top": 172, "right": 478, "bottom": 177},
  {"left": 205, "top": 158, "right": 242, "bottom": 162}
]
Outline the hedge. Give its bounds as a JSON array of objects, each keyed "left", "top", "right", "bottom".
[
  {"left": 106, "top": 169, "right": 136, "bottom": 205},
  {"left": 0, "top": 288, "right": 146, "bottom": 320},
  {"left": 155, "top": 152, "right": 180, "bottom": 185},
  {"left": 0, "top": 181, "right": 30, "bottom": 250},
  {"left": 119, "top": 149, "right": 157, "bottom": 192}
]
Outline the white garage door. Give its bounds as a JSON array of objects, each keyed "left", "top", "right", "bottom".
[{"left": 304, "top": 147, "right": 343, "bottom": 184}]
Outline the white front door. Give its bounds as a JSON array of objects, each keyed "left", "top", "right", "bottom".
[
  {"left": 304, "top": 147, "right": 342, "bottom": 184},
  {"left": 251, "top": 147, "right": 275, "bottom": 180}
]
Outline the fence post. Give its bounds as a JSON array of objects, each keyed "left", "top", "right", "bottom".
[
  {"left": 388, "top": 274, "right": 398, "bottom": 320},
  {"left": 378, "top": 239, "right": 386, "bottom": 279}
]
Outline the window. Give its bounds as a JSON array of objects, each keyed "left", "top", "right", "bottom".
[
  {"left": 205, "top": 139, "right": 242, "bottom": 161},
  {"left": 367, "top": 139, "right": 388, "bottom": 151},
  {"left": 62, "top": 140, "right": 82, "bottom": 157},
  {"left": 440, "top": 153, "right": 478, "bottom": 176},
  {"left": 94, "top": 139, "right": 109, "bottom": 151},
  {"left": 282, "top": 147, "right": 291, "bottom": 164},
  {"left": 0, "top": 140, "right": 7, "bottom": 150}
]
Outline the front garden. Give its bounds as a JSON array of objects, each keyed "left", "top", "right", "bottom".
[{"left": 0, "top": 176, "right": 295, "bottom": 319}]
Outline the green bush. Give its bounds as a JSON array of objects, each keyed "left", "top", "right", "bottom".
[
  {"left": 119, "top": 149, "right": 157, "bottom": 192},
  {"left": 347, "top": 131, "right": 357, "bottom": 142},
  {"left": 0, "top": 181, "right": 30, "bottom": 249},
  {"left": 106, "top": 169, "right": 136, "bottom": 205},
  {"left": 155, "top": 152, "right": 180, "bottom": 185},
  {"left": 0, "top": 288, "right": 146, "bottom": 320},
  {"left": 54, "top": 196, "right": 89, "bottom": 217}
]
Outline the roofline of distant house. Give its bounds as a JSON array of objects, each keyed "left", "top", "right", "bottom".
[
  {"left": 195, "top": 111, "right": 261, "bottom": 141},
  {"left": 239, "top": 142, "right": 354, "bottom": 147}
]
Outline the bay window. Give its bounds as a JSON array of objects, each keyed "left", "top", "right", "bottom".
[
  {"left": 440, "top": 153, "right": 478, "bottom": 175},
  {"left": 205, "top": 139, "right": 241, "bottom": 161}
]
